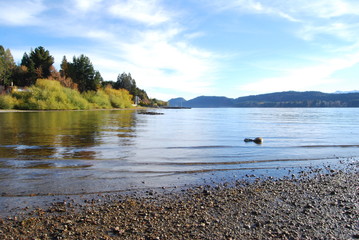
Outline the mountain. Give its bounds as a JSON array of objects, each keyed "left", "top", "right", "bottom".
[
  {"left": 168, "top": 96, "right": 235, "bottom": 108},
  {"left": 186, "top": 96, "right": 236, "bottom": 108},
  {"left": 168, "top": 91, "right": 359, "bottom": 108},
  {"left": 167, "top": 97, "right": 187, "bottom": 107},
  {"left": 333, "top": 90, "right": 359, "bottom": 94}
]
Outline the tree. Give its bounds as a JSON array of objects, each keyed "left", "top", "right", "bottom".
[
  {"left": 60, "top": 56, "right": 69, "bottom": 78},
  {"left": 0, "top": 45, "right": 16, "bottom": 86},
  {"left": 67, "top": 54, "right": 103, "bottom": 92},
  {"left": 48, "top": 65, "right": 78, "bottom": 90},
  {"left": 20, "top": 46, "right": 54, "bottom": 86},
  {"left": 114, "top": 72, "right": 135, "bottom": 91},
  {"left": 29, "top": 46, "right": 54, "bottom": 77},
  {"left": 114, "top": 72, "right": 151, "bottom": 105},
  {"left": 11, "top": 65, "right": 30, "bottom": 87}
]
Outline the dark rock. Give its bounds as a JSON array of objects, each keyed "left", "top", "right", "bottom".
[
  {"left": 138, "top": 111, "right": 164, "bottom": 115},
  {"left": 244, "top": 137, "right": 263, "bottom": 144}
]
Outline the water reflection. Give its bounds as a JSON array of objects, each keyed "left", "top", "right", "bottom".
[
  {"left": 0, "top": 108, "right": 358, "bottom": 199},
  {"left": 0, "top": 110, "right": 137, "bottom": 160}
]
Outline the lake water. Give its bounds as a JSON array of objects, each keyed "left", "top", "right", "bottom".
[{"left": 0, "top": 108, "right": 358, "bottom": 204}]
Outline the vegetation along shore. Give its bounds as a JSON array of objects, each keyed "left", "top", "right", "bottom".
[
  {"left": 0, "top": 45, "right": 167, "bottom": 110},
  {"left": 0, "top": 161, "right": 357, "bottom": 239}
]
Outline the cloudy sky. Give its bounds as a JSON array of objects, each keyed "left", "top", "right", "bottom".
[{"left": 1, "top": 0, "right": 359, "bottom": 100}]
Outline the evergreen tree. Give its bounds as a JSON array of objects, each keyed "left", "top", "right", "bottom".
[
  {"left": 20, "top": 46, "right": 54, "bottom": 86},
  {"left": 114, "top": 72, "right": 151, "bottom": 104},
  {"left": 29, "top": 46, "right": 54, "bottom": 77},
  {"left": 114, "top": 72, "right": 134, "bottom": 91},
  {"left": 0, "top": 45, "right": 16, "bottom": 86},
  {"left": 67, "top": 54, "right": 103, "bottom": 92},
  {"left": 60, "top": 56, "right": 69, "bottom": 78}
]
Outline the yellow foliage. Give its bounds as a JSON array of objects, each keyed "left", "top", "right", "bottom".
[
  {"left": 4, "top": 79, "right": 135, "bottom": 110},
  {"left": 0, "top": 95, "right": 18, "bottom": 109},
  {"left": 104, "top": 86, "right": 133, "bottom": 108}
]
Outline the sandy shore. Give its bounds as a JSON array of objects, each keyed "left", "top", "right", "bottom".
[{"left": 0, "top": 164, "right": 358, "bottom": 239}]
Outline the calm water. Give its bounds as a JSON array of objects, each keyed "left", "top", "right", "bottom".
[{"left": 0, "top": 108, "right": 358, "bottom": 199}]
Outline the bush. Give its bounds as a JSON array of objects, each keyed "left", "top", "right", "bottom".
[
  {"left": 104, "top": 87, "right": 133, "bottom": 108},
  {"left": 0, "top": 95, "right": 18, "bottom": 109},
  {"left": 13, "top": 79, "right": 90, "bottom": 110},
  {"left": 82, "top": 90, "right": 112, "bottom": 109},
  {"left": 4, "top": 79, "right": 134, "bottom": 110},
  {"left": 64, "top": 88, "right": 90, "bottom": 110}
]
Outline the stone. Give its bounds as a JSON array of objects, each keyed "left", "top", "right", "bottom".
[{"left": 244, "top": 137, "right": 263, "bottom": 144}]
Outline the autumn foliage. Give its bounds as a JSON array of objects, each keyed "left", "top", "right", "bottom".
[{"left": 0, "top": 79, "right": 133, "bottom": 110}]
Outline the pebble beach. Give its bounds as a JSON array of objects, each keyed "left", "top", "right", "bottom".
[{"left": 0, "top": 161, "right": 358, "bottom": 240}]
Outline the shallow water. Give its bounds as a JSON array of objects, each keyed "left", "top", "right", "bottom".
[{"left": 0, "top": 108, "right": 358, "bottom": 200}]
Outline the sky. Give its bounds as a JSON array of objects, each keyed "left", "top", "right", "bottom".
[{"left": 0, "top": 0, "right": 359, "bottom": 100}]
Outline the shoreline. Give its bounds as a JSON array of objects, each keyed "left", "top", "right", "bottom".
[
  {"left": 0, "top": 107, "right": 148, "bottom": 113},
  {"left": 0, "top": 163, "right": 357, "bottom": 239}
]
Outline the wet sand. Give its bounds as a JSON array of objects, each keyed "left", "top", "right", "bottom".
[{"left": 0, "top": 163, "right": 358, "bottom": 239}]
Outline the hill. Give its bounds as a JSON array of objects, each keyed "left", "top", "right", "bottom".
[{"left": 168, "top": 91, "right": 359, "bottom": 108}]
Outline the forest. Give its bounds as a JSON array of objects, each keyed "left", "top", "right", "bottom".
[{"left": 0, "top": 45, "right": 166, "bottom": 110}]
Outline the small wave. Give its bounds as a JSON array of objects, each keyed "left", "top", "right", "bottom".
[
  {"left": 300, "top": 144, "right": 359, "bottom": 148},
  {"left": 166, "top": 145, "right": 236, "bottom": 150},
  {"left": 139, "top": 157, "right": 336, "bottom": 167}
]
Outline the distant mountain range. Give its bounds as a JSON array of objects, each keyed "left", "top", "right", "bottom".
[{"left": 168, "top": 91, "right": 359, "bottom": 108}]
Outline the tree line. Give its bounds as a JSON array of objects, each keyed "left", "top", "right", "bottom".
[{"left": 0, "top": 45, "right": 166, "bottom": 107}]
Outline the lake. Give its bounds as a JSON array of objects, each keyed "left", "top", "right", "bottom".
[{"left": 0, "top": 108, "right": 358, "bottom": 208}]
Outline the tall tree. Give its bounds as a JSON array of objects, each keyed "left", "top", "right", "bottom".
[
  {"left": 114, "top": 72, "right": 136, "bottom": 91},
  {"left": 60, "top": 56, "right": 69, "bottom": 78},
  {"left": 0, "top": 45, "right": 16, "bottom": 86},
  {"left": 29, "top": 46, "right": 54, "bottom": 77},
  {"left": 114, "top": 72, "right": 150, "bottom": 104},
  {"left": 20, "top": 46, "right": 54, "bottom": 85},
  {"left": 67, "top": 54, "right": 103, "bottom": 92}
]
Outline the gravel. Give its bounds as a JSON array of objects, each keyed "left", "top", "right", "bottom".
[{"left": 0, "top": 164, "right": 358, "bottom": 240}]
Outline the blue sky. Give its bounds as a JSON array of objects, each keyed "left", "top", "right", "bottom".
[{"left": 1, "top": 0, "right": 359, "bottom": 100}]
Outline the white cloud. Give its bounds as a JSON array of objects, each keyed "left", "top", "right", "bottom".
[
  {"left": 108, "top": 0, "right": 170, "bottom": 25},
  {"left": 292, "top": 0, "right": 358, "bottom": 19},
  {"left": 109, "top": 29, "right": 217, "bottom": 96},
  {"left": 72, "top": 0, "right": 103, "bottom": 12},
  {"left": 38, "top": 0, "right": 218, "bottom": 98},
  {"left": 208, "top": 0, "right": 359, "bottom": 42},
  {"left": 238, "top": 52, "right": 359, "bottom": 95},
  {"left": 0, "top": 0, "right": 46, "bottom": 26},
  {"left": 214, "top": 0, "right": 359, "bottom": 19},
  {"left": 209, "top": 0, "right": 300, "bottom": 22},
  {"left": 299, "top": 22, "right": 359, "bottom": 41}
]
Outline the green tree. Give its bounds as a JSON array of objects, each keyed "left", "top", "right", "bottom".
[
  {"left": 114, "top": 72, "right": 135, "bottom": 91},
  {"left": 0, "top": 45, "right": 16, "bottom": 86},
  {"left": 20, "top": 46, "right": 54, "bottom": 86},
  {"left": 137, "top": 88, "right": 150, "bottom": 105},
  {"left": 67, "top": 54, "right": 103, "bottom": 92},
  {"left": 60, "top": 56, "right": 69, "bottom": 78},
  {"left": 30, "top": 46, "right": 54, "bottom": 78},
  {"left": 114, "top": 72, "right": 151, "bottom": 105}
]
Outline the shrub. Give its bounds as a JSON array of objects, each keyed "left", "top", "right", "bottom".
[
  {"left": 64, "top": 88, "right": 90, "bottom": 110},
  {"left": 82, "top": 90, "right": 112, "bottom": 109},
  {"left": 104, "top": 87, "right": 133, "bottom": 108},
  {"left": 13, "top": 79, "right": 90, "bottom": 110},
  {"left": 0, "top": 95, "right": 18, "bottom": 109},
  {"left": 4, "top": 79, "right": 134, "bottom": 110}
]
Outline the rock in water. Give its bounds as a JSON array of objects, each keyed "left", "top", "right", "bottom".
[
  {"left": 253, "top": 137, "right": 263, "bottom": 144},
  {"left": 244, "top": 137, "right": 263, "bottom": 144}
]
